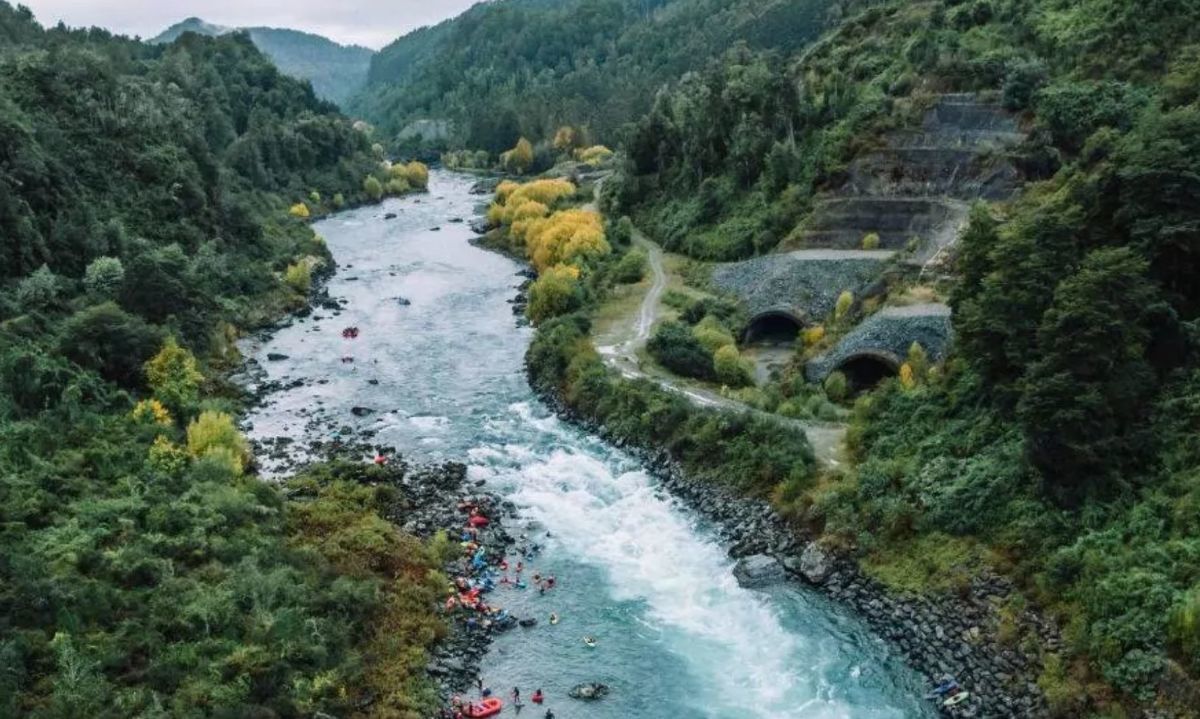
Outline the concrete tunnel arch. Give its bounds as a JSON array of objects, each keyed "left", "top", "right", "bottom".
[
  {"left": 743, "top": 310, "right": 805, "bottom": 345},
  {"left": 833, "top": 350, "right": 903, "bottom": 393}
]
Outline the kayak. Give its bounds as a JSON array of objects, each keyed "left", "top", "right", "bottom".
[
  {"left": 944, "top": 691, "right": 970, "bottom": 707},
  {"left": 466, "top": 697, "right": 503, "bottom": 717}
]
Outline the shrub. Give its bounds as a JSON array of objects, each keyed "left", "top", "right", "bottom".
[
  {"left": 648, "top": 321, "right": 714, "bottom": 380},
  {"left": 501, "top": 137, "right": 534, "bottom": 174},
  {"left": 60, "top": 302, "right": 164, "bottom": 388},
  {"left": 692, "top": 315, "right": 736, "bottom": 353},
  {"left": 147, "top": 435, "right": 189, "bottom": 476},
  {"left": 834, "top": 290, "right": 853, "bottom": 321},
  {"left": 824, "top": 371, "right": 848, "bottom": 402},
  {"left": 803, "top": 325, "right": 826, "bottom": 347},
  {"left": 576, "top": 145, "right": 614, "bottom": 166},
  {"left": 1169, "top": 586, "right": 1200, "bottom": 670},
  {"left": 386, "top": 177, "right": 410, "bottom": 195},
  {"left": 145, "top": 338, "right": 204, "bottom": 414},
  {"left": 284, "top": 261, "right": 312, "bottom": 294},
  {"left": 83, "top": 257, "right": 125, "bottom": 298},
  {"left": 527, "top": 264, "right": 582, "bottom": 324},
  {"left": 309, "top": 191, "right": 321, "bottom": 204},
  {"left": 289, "top": 202, "right": 310, "bottom": 218},
  {"left": 907, "top": 342, "right": 929, "bottom": 381},
  {"left": 714, "top": 344, "right": 752, "bottom": 387},
  {"left": 186, "top": 410, "right": 251, "bottom": 474},
  {"left": 332, "top": 192, "right": 346, "bottom": 208},
  {"left": 16, "top": 265, "right": 60, "bottom": 311},
  {"left": 131, "top": 398, "right": 172, "bottom": 426},
  {"left": 862, "top": 232, "right": 881, "bottom": 250},
  {"left": 553, "top": 126, "right": 579, "bottom": 151},
  {"left": 363, "top": 175, "right": 384, "bottom": 201},
  {"left": 608, "top": 216, "right": 634, "bottom": 247},
  {"left": 404, "top": 161, "right": 430, "bottom": 189},
  {"left": 613, "top": 248, "right": 647, "bottom": 284}
]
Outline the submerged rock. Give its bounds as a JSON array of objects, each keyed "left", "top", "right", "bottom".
[
  {"left": 732, "top": 554, "right": 785, "bottom": 588},
  {"left": 568, "top": 683, "right": 609, "bottom": 701}
]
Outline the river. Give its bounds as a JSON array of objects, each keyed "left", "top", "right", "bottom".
[{"left": 240, "top": 170, "right": 935, "bottom": 718}]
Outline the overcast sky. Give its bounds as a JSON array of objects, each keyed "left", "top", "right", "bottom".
[{"left": 20, "top": 0, "right": 486, "bottom": 49}]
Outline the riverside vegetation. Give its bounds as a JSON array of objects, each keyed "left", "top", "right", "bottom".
[
  {"left": 8, "top": 0, "right": 1200, "bottom": 715},
  {"left": 0, "top": 5, "right": 443, "bottom": 716},
  {"left": 434, "top": 0, "right": 1200, "bottom": 714}
]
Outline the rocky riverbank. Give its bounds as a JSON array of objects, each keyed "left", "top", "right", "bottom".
[
  {"left": 532, "top": 387, "right": 1057, "bottom": 719},
  {"left": 230, "top": 276, "right": 524, "bottom": 713}
]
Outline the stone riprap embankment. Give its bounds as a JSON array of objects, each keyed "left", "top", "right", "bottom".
[
  {"left": 784, "top": 93, "right": 1027, "bottom": 266},
  {"left": 534, "top": 381, "right": 1056, "bottom": 719},
  {"left": 806, "top": 303, "right": 953, "bottom": 382},
  {"left": 711, "top": 249, "right": 895, "bottom": 326}
]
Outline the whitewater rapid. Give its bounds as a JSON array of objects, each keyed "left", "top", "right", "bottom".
[{"left": 240, "top": 170, "right": 933, "bottom": 718}]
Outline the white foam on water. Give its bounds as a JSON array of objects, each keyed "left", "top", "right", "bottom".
[{"left": 470, "top": 405, "right": 877, "bottom": 719}]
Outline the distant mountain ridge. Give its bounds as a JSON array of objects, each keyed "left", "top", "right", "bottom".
[
  {"left": 350, "top": 0, "right": 836, "bottom": 150},
  {"left": 151, "top": 17, "right": 373, "bottom": 106}
]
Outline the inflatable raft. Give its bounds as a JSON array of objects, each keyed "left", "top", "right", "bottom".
[{"left": 466, "top": 697, "right": 503, "bottom": 717}]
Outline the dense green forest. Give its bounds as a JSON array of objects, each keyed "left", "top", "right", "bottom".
[
  {"left": 0, "top": 4, "right": 443, "bottom": 716},
  {"left": 151, "top": 17, "right": 375, "bottom": 106},
  {"left": 350, "top": 0, "right": 837, "bottom": 152},
  {"left": 442, "top": 0, "right": 1200, "bottom": 712},
  {"left": 597, "top": 0, "right": 1200, "bottom": 712}
]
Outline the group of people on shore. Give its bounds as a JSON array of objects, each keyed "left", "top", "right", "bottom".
[{"left": 441, "top": 504, "right": 566, "bottom": 717}]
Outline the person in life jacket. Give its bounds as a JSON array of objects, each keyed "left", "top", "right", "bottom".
[{"left": 531, "top": 689, "right": 544, "bottom": 704}]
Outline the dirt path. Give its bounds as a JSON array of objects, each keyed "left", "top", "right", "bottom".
[
  {"left": 632, "top": 229, "right": 666, "bottom": 345},
  {"left": 585, "top": 180, "right": 845, "bottom": 466}
]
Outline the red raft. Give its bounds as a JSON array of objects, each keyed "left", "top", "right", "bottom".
[{"left": 465, "top": 697, "right": 503, "bottom": 718}]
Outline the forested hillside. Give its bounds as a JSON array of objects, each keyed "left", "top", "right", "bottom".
[
  {"left": 351, "top": 0, "right": 837, "bottom": 152},
  {"left": 0, "top": 4, "right": 443, "bottom": 716},
  {"left": 596, "top": 0, "right": 1200, "bottom": 712},
  {"left": 151, "top": 17, "right": 375, "bottom": 106}
]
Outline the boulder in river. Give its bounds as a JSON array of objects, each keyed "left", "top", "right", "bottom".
[
  {"left": 732, "top": 554, "right": 786, "bottom": 588},
  {"left": 798, "top": 542, "right": 834, "bottom": 584},
  {"left": 266, "top": 353, "right": 289, "bottom": 362},
  {"left": 384, "top": 212, "right": 397, "bottom": 220},
  {"left": 568, "top": 683, "right": 609, "bottom": 701},
  {"left": 350, "top": 406, "right": 374, "bottom": 417}
]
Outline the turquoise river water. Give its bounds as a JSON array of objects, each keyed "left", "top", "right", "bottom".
[{"left": 240, "top": 171, "right": 935, "bottom": 718}]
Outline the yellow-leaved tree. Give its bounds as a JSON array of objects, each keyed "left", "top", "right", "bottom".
[
  {"left": 575, "top": 145, "right": 614, "bottom": 166},
  {"left": 186, "top": 410, "right": 251, "bottom": 475},
  {"left": 523, "top": 209, "right": 610, "bottom": 272},
  {"left": 289, "top": 202, "right": 310, "bottom": 219},
  {"left": 401, "top": 161, "right": 429, "bottom": 189},
  {"left": 527, "top": 264, "right": 581, "bottom": 324},
  {"left": 501, "top": 137, "right": 535, "bottom": 174},
  {"left": 145, "top": 338, "right": 203, "bottom": 414},
  {"left": 487, "top": 179, "right": 575, "bottom": 228},
  {"left": 284, "top": 261, "right": 312, "bottom": 294},
  {"left": 553, "top": 126, "right": 578, "bottom": 151}
]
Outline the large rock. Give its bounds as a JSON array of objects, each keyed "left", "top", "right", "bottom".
[
  {"left": 568, "top": 683, "right": 609, "bottom": 701},
  {"left": 799, "top": 542, "right": 834, "bottom": 584},
  {"left": 732, "top": 554, "right": 786, "bottom": 588}
]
